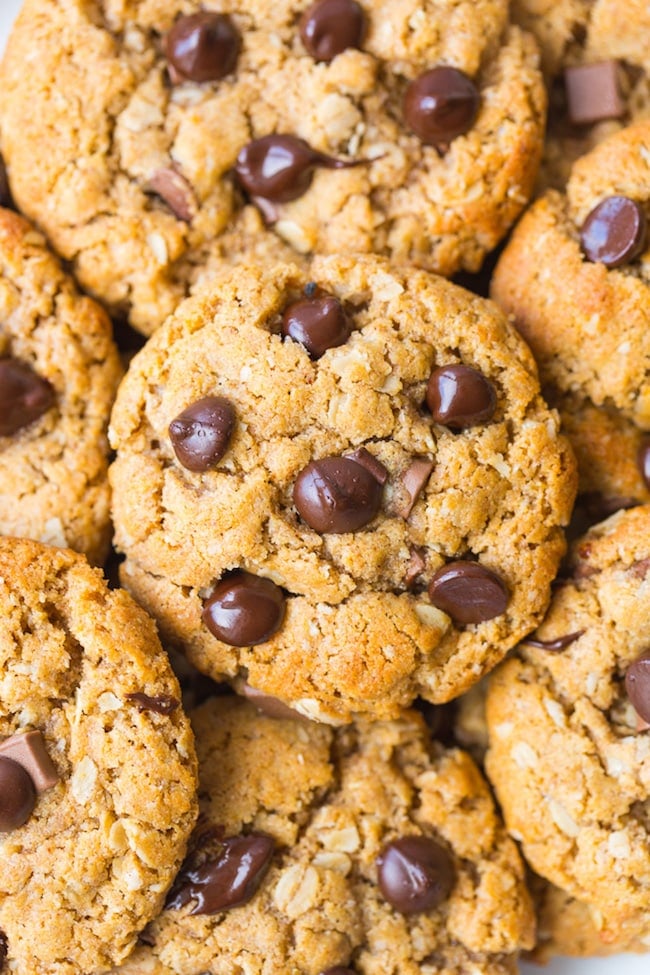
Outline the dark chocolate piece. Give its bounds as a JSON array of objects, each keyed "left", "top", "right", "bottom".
[
  {"left": 203, "top": 572, "right": 286, "bottom": 646},
  {"left": 293, "top": 455, "right": 383, "bottom": 533},
  {"left": 428, "top": 561, "right": 508, "bottom": 624},
  {"left": 376, "top": 835, "right": 455, "bottom": 914}
]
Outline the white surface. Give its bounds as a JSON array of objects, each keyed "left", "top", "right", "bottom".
[{"left": 0, "top": 1, "right": 647, "bottom": 973}]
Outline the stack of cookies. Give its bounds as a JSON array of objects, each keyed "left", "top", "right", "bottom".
[{"left": 0, "top": 0, "right": 648, "bottom": 972}]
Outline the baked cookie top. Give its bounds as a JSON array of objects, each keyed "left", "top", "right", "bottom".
[
  {"left": 0, "top": 0, "right": 545, "bottom": 333},
  {"left": 112, "top": 695, "right": 534, "bottom": 975},
  {"left": 485, "top": 505, "right": 650, "bottom": 942},
  {"left": 109, "top": 255, "right": 576, "bottom": 723},
  {"left": 0, "top": 538, "right": 198, "bottom": 974},
  {"left": 0, "top": 207, "right": 122, "bottom": 564}
]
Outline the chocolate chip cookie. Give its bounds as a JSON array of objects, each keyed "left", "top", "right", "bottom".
[
  {"left": 0, "top": 537, "right": 198, "bottom": 974},
  {"left": 112, "top": 695, "right": 534, "bottom": 975},
  {"left": 0, "top": 208, "right": 122, "bottom": 563},
  {"left": 0, "top": 0, "right": 546, "bottom": 333},
  {"left": 109, "top": 255, "right": 576, "bottom": 723},
  {"left": 485, "top": 504, "right": 650, "bottom": 943}
]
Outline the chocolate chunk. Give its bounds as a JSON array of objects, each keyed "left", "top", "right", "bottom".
[
  {"left": 166, "top": 833, "right": 274, "bottom": 914},
  {"left": 630, "top": 558, "right": 650, "bottom": 580},
  {"left": 169, "top": 396, "right": 235, "bottom": 472},
  {"left": 522, "top": 631, "right": 584, "bottom": 652},
  {"left": 426, "top": 364, "right": 496, "bottom": 430},
  {"left": 626, "top": 651, "right": 650, "bottom": 723},
  {"left": 564, "top": 61, "right": 625, "bottom": 126},
  {"left": 0, "top": 157, "right": 13, "bottom": 209},
  {"left": 202, "top": 571, "right": 286, "bottom": 646},
  {"left": 0, "top": 932, "right": 7, "bottom": 969},
  {"left": 638, "top": 441, "right": 650, "bottom": 489},
  {"left": 0, "top": 757, "right": 36, "bottom": 832},
  {"left": 580, "top": 196, "right": 647, "bottom": 268},
  {"left": 233, "top": 679, "right": 307, "bottom": 721},
  {"left": 165, "top": 12, "right": 241, "bottom": 84},
  {"left": 320, "top": 969, "right": 355, "bottom": 975},
  {"left": 404, "top": 546, "right": 426, "bottom": 588},
  {"left": 149, "top": 167, "right": 197, "bottom": 222},
  {"left": 281, "top": 291, "right": 352, "bottom": 358},
  {"left": 126, "top": 693, "right": 180, "bottom": 715},
  {"left": 234, "top": 135, "right": 359, "bottom": 205},
  {"left": 344, "top": 447, "right": 388, "bottom": 485},
  {"left": 403, "top": 67, "right": 480, "bottom": 149},
  {"left": 0, "top": 731, "right": 58, "bottom": 792},
  {"left": 428, "top": 561, "right": 508, "bottom": 624},
  {"left": 299, "top": 0, "right": 365, "bottom": 62},
  {"left": 396, "top": 458, "right": 434, "bottom": 518},
  {"left": 376, "top": 835, "right": 455, "bottom": 914},
  {"left": 293, "top": 455, "right": 383, "bottom": 533},
  {"left": 0, "top": 358, "right": 55, "bottom": 437}
]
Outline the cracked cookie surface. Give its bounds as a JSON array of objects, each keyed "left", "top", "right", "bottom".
[
  {"left": 0, "top": 0, "right": 545, "bottom": 333},
  {"left": 0, "top": 538, "right": 198, "bottom": 975},
  {"left": 112, "top": 695, "right": 534, "bottom": 975}
]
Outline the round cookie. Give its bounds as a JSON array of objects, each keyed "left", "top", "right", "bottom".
[
  {"left": 0, "top": 207, "right": 122, "bottom": 564},
  {"left": 109, "top": 254, "right": 577, "bottom": 724},
  {"left": 485, "top": 505, "right": 650, "bottom": 942},
  {"left": 0, "top": 0, "right": 545, "bottom": 334},
  {"left": 111, "top": 695, "right": 534, "bottom": 975},
  {"left": 0, "top": 537, "right": 198, "bottom": 974}
]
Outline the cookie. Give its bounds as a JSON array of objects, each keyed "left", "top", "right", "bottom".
[
  {"left": 485, "top": 505, "right": 650, "bottom": 942},
  {"left": 0, "top": 0, "right": 545, "bottom": 333},
  {"left": 491, "top": 120, "right": 650, "bottom": 430},
  {"left": 109, "top": 255, "right": 576, "bottom": 724},
  {"left": 0, "top": 537, "right": 198, "bottom": 974},
  {"left": 111, "top": 695, "right": 534, "bottom": 975},
  {"left": 0, "top": 207, "right": 122, "bottom": 564}
]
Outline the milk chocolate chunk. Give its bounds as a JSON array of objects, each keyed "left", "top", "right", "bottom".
[
  {"left": 0, "top": 730, "right": 58, "bottom": 792},
  {"left": 580, "top": 196, "right": 647, "bottom": 268},
  {"left": 126, "top": 693, "right": 180, "bottom": 715},
  {"left": 282, "top": 290, "right": 352, "bottom": 358},
  {"left": 344, "top": 447, "right": 388, "bottom": 485},
  {"left": 0, "top": 757, "right": 35, "bottom": 832},
  {"left": 626, "top": 651, "right": 650, "bottom": 723},
  {"left": 169, "top": 396, "right": 235, "bottom": 472},
  {"left": 166, "top": 833, "right": 275, "bottom": 914},
  {"left": 299, "top": 0, "right": 365, "bottom": 62},
  {"left": 293, "top": 456, "right": 383, "bottom": 533},
  {"left": 0, "top": 358, "right": 55, "bottom": 437},
  {"left": 564, "top": 61, "right": 625, "bottom": 126},
  {"left": 426, "top": 364, "right": 496, "bottom": 429},
  {"left": 428, "top": 561, "right": 508, "bottom": 624},
  {"left": 165, "top": 12, "right": 241, "bottom": 83},
  {"left": 404, "top": 67, "right": 480, "bottom": 148},
  {"left": 202, "top": 571, "right": 286, "bottom": 646},
  {"left": 234, "top": 135, "right": 358, "bottom": 204},
  {"left": 234, "top": 679, "right": 306, "bottom": 721},
  {"left": 638, "top": 440, "right": 650, "bottom": 489},
  {"left": 149, "top": 168, "right": 197, "bottom": 222},
  {"left": 376, "top": 835, "right": 455, "bottom": 914},
  {"left": 396, "top": 458, "right": 434, "bottom": 518}
]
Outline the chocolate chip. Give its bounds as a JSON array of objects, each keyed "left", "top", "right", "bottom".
[
  {"left": 0, "top": 358, "right": 55, "bottom": 437},
  {"left": 0, "top": 757, "right": 36, "bottom": 832},
  {"left": 320, "top": 969, "right": 355, "bottom": 975},
  {"left": 426, "top": 364, "right": 496, "bottom": 430},
  {"left": 281, "top": 291, "right": 352, "bottom": 358},
  {"left": 165, "top": 12, "right": 241, "bottom": 84},
  {"left": 404, "top": 546, "right": 426, "bottom": 588},
  {"left": 564, "top": 61, "right": 625, "bottom": 126},
  {"left": 580, "top": 196, "right": 647, "bottom": 268},
  {"left": 0, "top": 731, "right": 58, "bottom": 792},
  {"left": 344, "top": 447, "right": 388, "bottom": 485},
  {"left": 522, "top": 631, "right": 584, "bottom": 652},
  {"left": 234, "top": 135, "right": 359, "bottom": 205},
  {"left": 234, "top": 679, "right": 306, "bottom": 721},
  {"left": 126, "top": 693, "right": 180, "bottom": 715},
  {"left": 299, "top": 0, "right": 365, "bottom": 62},
  {"left": 403, "top": 67, "right": 480, "bottom": 149},
  {"left": 428, "top": 561, "right": 508, "bottom": 624},
  {"left": 638, "top": 441, "right": 650, "bottom": 489},
  {"left": 148, "top": 167, "right": 197, "bottom": 222},
  {"left": 395, "top": 458, "right": 434, "bottom": 518},
  {"left": 0, "top": 157, "right": 13, "bottom": 209},
  {"left": 376, "top": 835, "right": 455, "bottom": 914},
  {"left": 202, "top": 571, "right": 286, "bottom": 646},
  {"left": 169, "top": 396, "right": 235, "bottom": 472},
  {"left": 293, "top": 455, "right": 383, "bottom": 533},
  {"left": 166, "top": 833, "right": 274, "bottom": 914},
  {"left": 626, "top": 651, "right": 650, "bottom": 723}
]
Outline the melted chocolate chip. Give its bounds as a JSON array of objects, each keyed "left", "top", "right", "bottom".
[
  {"left": 166, "top": 833, "right": 275, "bottom": 914},
  {"left": 293, "top": 455, "right": 383, "bottom": 533},
  {"left": 426, "top": 364, "right": 496, "bottom": 430},
  {"left": 165, "top": 12, "right": 241, "bottom": 83},
  {"left": 626, "top": 651, "right": 650, "bottom": 723},
  {"left": 169, "top": 396, "right": 235, "bottom": 472},
  {"left": 638, "top": 441, "right": 650, "bottom": 490},
  {"left": 522, "top": 631, "right": 584, "bottom": 652},
  {"left": 126, "top": 693, "right": 180, "bottom": 715},
  {"left": 344, "top": 447, "right": 388, "bottom": 485},
  {"left": 580, "top": 196, "right": 647, "bottom": 268},
  {"left": 202, "top": 571, "right": 286, "bottom": 646},
  {"left": 282, "top": 291, "right": 352, "bottom": 357},
  {"left": 0, "top": 358, "right": 55, "bottom": 437},
  {"left": 428, "top": 561, "right": 508, "bottom": 624},
  {"left": 0, "top": 757, "right": 35, "bottom": 832},
  {"left": 376, "top": 835, "right": 455, "bottom": 914},
  {"left": 403, "top": 67, "right": 480, "bottom": 149},
  {"left": 234, "top": 135, "right": 358, "bottom": 204},
  {"left": 299, "top": 0, "right": 365, "bottom": 62}
]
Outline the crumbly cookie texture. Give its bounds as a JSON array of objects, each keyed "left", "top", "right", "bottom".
[
  {"left": 111, "top": 696, "right": 534, "bottom": 975},
  {"left": 485, "top": 505, "right": 650, "bottom": 942},
  {"left": 0, "top": 538, "right": 198, "bottom": 975},
  {"left": 109, "top": 254, "right": 576, "bottom": 723},
  {"left": 0, "top": 0, "right": 545, "bottom": 334},
  {"left": 491, "top": 121, "right": 650, "bottom": 429},
  {"left": 0, "top": 208, "right": 122, "bottom": 563}
]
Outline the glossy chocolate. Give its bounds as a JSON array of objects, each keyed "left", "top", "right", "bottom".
[
  {"left": 169, "top": 395, "right": 235, "bottom": 472},
  {"left": 0, "top": 757, "right": 36, "bottom": 832},
  {"left": 403, "top": 67, "right": 480, "bottom": 148},
  {"left": 293, "top": 455, "right": 383, "bottom": 533},
  {"left": 299, "top": 0, "right": 365, "bottom": 62},
  {"left": 235, "top": 135, "right": 358, "bottom": 204},
  {"left": 376, "top": 835, "right": 455, "bottom": 914},
  {"left": 522, "top": 631, "right": 584, "bottom": 652},
  {"left": 202, "top": 571, "right": 286, "bottom": 646},
  {"left": 626, "top": 651, "right": 650, "bottom": 723},
  {"left": 126, "top": 693, "right": 180, "bottom": 715},
  {"left": 428, "top": 560, "right": 508, "bottom": 624},
  {"left": 165, "top": 12, "right": 241, "bottom": 83},
  {"left": 580, "top": 195, "right": 647, "bottom": 268},
  {"left": 426, "top": 364, "right": 496, "bottom": 430},
  {"left": 282, "top": 290, "right": 352, "bottom": 357},
  {"left": 0, "top": 358, "right": 55, "bottom": 437}
]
